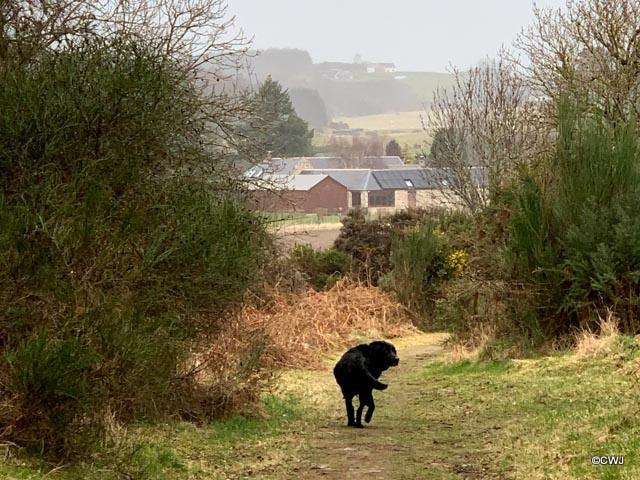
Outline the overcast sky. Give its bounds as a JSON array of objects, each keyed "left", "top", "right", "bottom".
[{"left": 228, "top": 0, "right": 567, "bottom": 72}]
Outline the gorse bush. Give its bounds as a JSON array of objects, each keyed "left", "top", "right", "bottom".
[
  {"left": 383, "top": 222, "right": 455, "bottom": 320},
  {"left": 508, "top": 103, "right": 640, "bottom": 334},
  {"left": 333, "top": 209, "right": 393, "bottom": 285},
  {"left": 333, "top": 208, "right": 452, "bottom": 285},
  {"left": 0, "top": 38, "right": 270, "bottom": 456},
  {"left": 290, "top": 244, "right": 351, "bottom": 291}
]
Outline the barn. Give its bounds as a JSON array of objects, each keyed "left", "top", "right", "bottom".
[{"left": 249, "top": 174, "right": 348, "bottom": 213}]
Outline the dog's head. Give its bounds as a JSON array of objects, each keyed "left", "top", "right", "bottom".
[{"left": 368, "top": 341, "right": 399, "bottom": 369}]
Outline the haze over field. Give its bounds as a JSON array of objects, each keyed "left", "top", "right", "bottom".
[{"left": 229, "top": 0, "right": 566, "bottom": 72}]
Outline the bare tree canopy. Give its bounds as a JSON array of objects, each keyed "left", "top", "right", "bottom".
[
  {"left": 425, "top": 59, "right": 540, "bottom": 212},
  {"left": 513, "top": 0, "right": 640, "bottom": 122},
  {"left": 1, "top": 0, "right": 248, "bottom": 72}
]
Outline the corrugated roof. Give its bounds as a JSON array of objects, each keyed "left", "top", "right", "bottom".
[
  {"left": 299, "top": 169, "right": 381, "bottom": 191},
  {"left": 245, "top": 158, "right": 299, "bottom": 178},
  {"left": 372, "top": 167, "right": 487, "bottom": 190}
]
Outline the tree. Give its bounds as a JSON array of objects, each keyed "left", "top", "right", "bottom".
[
  {"left": 425, "top": 59, "right": 541, "bottom": 212},
  {"left": 253, "top": 77, "right": 314, "bottom": 157},
  {"left": 328, "top": 133, "right": 385, "bottom": 163},
  {"left": 0, "top": 0, "right": 248, "bottom": 73},
  {"left": 512, "top": 0, "right": 640, "bottom": 124},
  {"left": 385, "top": 139, "right": 402, "bottom": 157}
]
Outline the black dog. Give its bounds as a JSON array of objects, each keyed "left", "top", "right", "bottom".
[{"left": 333, "top": 341, "right": 399, "bottom": 428}]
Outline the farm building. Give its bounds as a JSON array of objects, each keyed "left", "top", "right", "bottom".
[
  {"left": 249, "top": 174, "right": 348, "bottom": 214},
  {"left": 298, "top": 168, "right": 457, "bottom": 215},
  {"left": 245, "top": 157, "right": 485, "bottom": 214}
]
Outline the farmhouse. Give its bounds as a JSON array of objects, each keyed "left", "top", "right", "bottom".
[
  {"left": 366, "top": 62, "right": 396, "bottom": 74},
  {"left": 298, "top": 167, "right": 456, "bottom": 215}
]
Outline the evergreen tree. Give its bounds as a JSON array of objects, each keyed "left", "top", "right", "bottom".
[
  {"left": 385, "top": 138, "right": 402, "bottom": 157},
  {"left": 255, "top": 77, "right": 313, "bottom": 156}
]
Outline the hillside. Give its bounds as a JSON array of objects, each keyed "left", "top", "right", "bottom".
[{"left": 246, "top": 48, "right": 455, "bottom": 120}]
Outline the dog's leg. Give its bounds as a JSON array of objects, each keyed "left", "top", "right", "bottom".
[
  {"left": 345, "top": 395, "right": 355, "bottom": 426},
  {"left": 355, "top": 395, "right": 367, "bottom": 428},
  {"left": 362, "top": 391, "right": 375, "bottom": 423}
]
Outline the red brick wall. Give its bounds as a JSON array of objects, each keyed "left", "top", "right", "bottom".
[
  {"left": 301, "top": 177, "right": 348, "bottom": 213},
  {"left": 250, "top": 177, "right": 348, "bottom": 213}
]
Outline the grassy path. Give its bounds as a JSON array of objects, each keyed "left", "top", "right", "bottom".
[
  {"left": 281, "top": 334, "right": 507, "bottom": 480},
  {"left": 269, "top": 333, "right": 640, "bottom": 480},
  {"left": 4, "top": 333, "right": 640, "bottom": 479}
]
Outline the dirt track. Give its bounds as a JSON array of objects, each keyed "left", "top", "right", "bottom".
[
  {"left": 277, "top": 227, "right": 341, "bottom": 250},
  {"left": 276, "top": 334, "right": 506, "bottom": 480}
]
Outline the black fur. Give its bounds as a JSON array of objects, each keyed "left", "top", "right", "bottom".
[{"left": 333, "top": 341, "right": 399, "bottom": 428}]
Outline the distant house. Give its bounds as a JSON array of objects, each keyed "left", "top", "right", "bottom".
[
  {"left": 298, "top": 168, "right": 455, "bottom": 214},
  {"left": 366, "top": 62, "right": 396, "bottom": 74}
]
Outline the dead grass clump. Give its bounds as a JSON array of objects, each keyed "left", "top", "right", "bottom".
[
  {"left": 234, "top": 278, "right": 417, "bottom": 369},
  {"left": 574, "top": 310, "right": 620, "bottom": 358},
  {"left": 175, "top": 318, "right": 273, "bottom": 421},
  {"left": 445, "top": 323, "right": 497, "bottom": 363}
]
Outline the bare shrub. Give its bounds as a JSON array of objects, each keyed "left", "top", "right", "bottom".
[{"left": 513, "top": 0, "right": 640, "bottom": 124}]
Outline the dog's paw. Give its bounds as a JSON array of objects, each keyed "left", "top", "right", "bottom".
[{"left": 353, "top": 423, "right": 364, "bottom": 428}]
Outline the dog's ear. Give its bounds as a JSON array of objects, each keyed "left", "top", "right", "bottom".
[{"left": 355, "top": 344, "right": 370, "bottom": 355}]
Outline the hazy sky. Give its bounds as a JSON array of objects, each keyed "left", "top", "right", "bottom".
[{"left": 228, "top": 0, "right": 567, "bottom": 72}]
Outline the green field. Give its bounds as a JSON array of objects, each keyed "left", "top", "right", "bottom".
[
  {"left": 349, "top": 70, "right": 457, "bottom": 102},
  {"left": 314, "top": 110, "right": 432, "bottom": 159},
  {"left": 333, "top": 110, "right": 424, "bottom": 131}
]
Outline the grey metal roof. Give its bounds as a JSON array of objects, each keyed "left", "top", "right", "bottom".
[
  {"left": 372, "top": 167, "right": 487, "bottom": 190},
  {"left": 287, "top": 175, "right": 330, "bottom": 190},
  {"left": 299, "top": 169, "right": 381, "bottom": 191}
]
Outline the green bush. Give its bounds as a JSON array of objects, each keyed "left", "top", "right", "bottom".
[
  {"left": 384, "top": 222, "right": 453, "bottom": 317},
  {"left": 290, "top": 244, "right": 351, "bottom": 290},
  {"left": 334, "top": 208, "right": 470, "bottom": 287},
  {"left": 0, "top": 38, "right": 271, "bottom": 456},
  {"left": 507, "top": 102, "right": 640, "bottom": 334},
  {"left": 333, "top": 209, "right": 393, "bottom": 285}
]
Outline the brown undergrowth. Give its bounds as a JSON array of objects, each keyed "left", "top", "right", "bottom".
[{"left": 207, "top": 278, "right": 416, "bottom": 373}]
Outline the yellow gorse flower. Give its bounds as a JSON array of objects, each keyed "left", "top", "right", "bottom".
[{"left": 447, "top": 249, "right": 468, "bottom": 276}]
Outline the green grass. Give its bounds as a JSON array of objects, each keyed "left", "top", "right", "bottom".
[
  {"left": 395, "top": 71, "right": 458, "bottom": 102},
  {"left": 0, "top": 394, "right": 305, "bottom": 480},
  {"left": 333, "top": 110, "right": 424, "bottom": 131},
  {"left": 419, "top": 354, "right": 640, "bottom": 479},
  {"left": 5, "top": 335, "right": 640, "bottom": 479},
  {"left": 262, "top": 211, "right": 342, "bottom": 227},
  {"left": 349, "top": 71, "right": 457, "bottom": 102}
]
